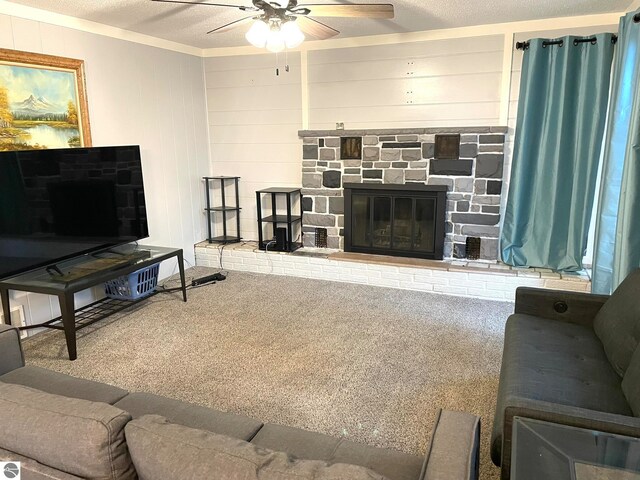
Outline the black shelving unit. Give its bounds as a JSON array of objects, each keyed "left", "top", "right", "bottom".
[
  {"left": 204, "top": 176, "right": 241, "bottom": 244},
  {"left": 256, "top": 187, "right": 303, "bottom": 252}
]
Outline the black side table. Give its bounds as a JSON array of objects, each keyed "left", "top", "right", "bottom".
[
  {"left": 0, "top": 245, "right": 186, "bottom": 360},
  {"left": 256, "top": 187, "right": 303, "bottom": 252}
]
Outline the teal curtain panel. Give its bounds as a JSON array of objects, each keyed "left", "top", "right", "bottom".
[
  {"left": 593, "top": 12, "right": 640, "bottom": 294},
  {"left": 500, "top": 34, "right": 615, "bottom": 271}
]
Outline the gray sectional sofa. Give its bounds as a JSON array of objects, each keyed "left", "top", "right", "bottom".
[
  {"left": 0, "top": 324, "right": 480, "bottom": 480},
  {"left": 491, "top": 269, "right": 640, "bottom": 479}
]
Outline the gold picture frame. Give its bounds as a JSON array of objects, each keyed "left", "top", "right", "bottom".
[{"left": 0, "top": 48, "right": 91, "bottom": 151}]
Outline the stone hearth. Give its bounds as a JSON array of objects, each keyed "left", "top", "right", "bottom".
[{"left": 299, "top": 127, "right": 507, "bottom": 261}]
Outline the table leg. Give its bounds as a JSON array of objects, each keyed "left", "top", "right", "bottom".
[
  {"left": 0, "top": 288, "right": 11, "bottom": 325},
  {"left": 59, "top": 292, "right": 77, "bottom": 361},
  {"left": 177, "top": 250, "right": 187, "bottom": 302}
]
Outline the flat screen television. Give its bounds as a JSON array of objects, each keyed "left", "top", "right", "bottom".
[{"left": 0, "top": 145, "right": 149, "bottom": 280}]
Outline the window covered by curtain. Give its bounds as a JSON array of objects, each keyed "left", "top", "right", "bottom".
[
  {"left": 592, "top": 12, "right": 640, "bottom": 294},
  {"left": 500, "top": 34, "right": 615, "bottom": 271}
]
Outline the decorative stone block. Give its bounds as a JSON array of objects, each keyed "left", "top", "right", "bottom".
[
  {"left": 422, "top": 143, "right": 435, "bottom": 159},
  {"left": 343, "top": 175, "right": 362, "bottom": 183},
  {"left": 384, "top": 169, "right": 404, "bottom": 184},
  {"left": 479, "top": 144, "right": 504, "bottom": 153},
  {"left": 329, "top": 162, "right": 341, "bottom": 168},
  {"left": 479, "top": 134, "right": 505, "bottom": 144},
  {"left": 325, "top": 137, "right": 340, "bottom": 147},
  {"left": 453, "top": 243, "right": 466, "bottom": 259},
  {"left": 323, "top": 170, "right": 341, "bottom": 188},
  {"left": 461, "top": 225, "right": 500, "bottom": 237},
  {"left": 317, "top": 161, "right": 327, "bottom": 167},
  {"left": 480, "top": 238, "right": 499, "bottom": 260},
  {"left": 402, "top": 149, "right": 422, "bottom": 161},
  {"left": 446, "top": 200, "right": 455, "bottom": 211},
  {"left": 302, "top": 161, "right": 316, "bottom": 167},
  {"left": 443, "top": 242, "right": 453, "bottom": 258},
  {"left": 379, "top": 136, "right": 396, "bottom": 141},
  {"left": 363, "top": 169, "right": 383, "bottom": 179},
  {"left": 459, "top": 143, "right": 478, "bottom": 158},
  {"left": 344, "top": 168, "right": 361, "bottom": 174},
  {"left": 427, "top": 177, "right": 454, "bottom": 190},
  {"left": 451, "top": 213, "right": 500, "bottom": 225},
  {"left": 302, "top": 168, "right": 316, "bottom": 173},
  {"left": 363, "top": 179, "right": 383, "bottom": 184},
  {"left": 457, "top": 201, "right": 470, "bottom": 212},
  {"left": 302, "top": 189, "right": 342, "bottom": 196},
  {"left": 420, "top": 134, "right": 436, "bottom": 143},
  {"left": 302, "top": 197, "right": 313, "bottom": 212},
  {"left": 382, "top": 142, "right": 421, "bottom": 149},
  {"left": 471, "top": 204, "right": 481, "bottom": 212},
  {"left": 455, "top": 178, "right": 474, "bottom": 193},
  {"left": 327, "top": 236, "right": 340, "bottom": 249},
  {"left": 337, "top": 216, "right": 344, "bottom": 228},
  {"left": 303, "top": 145, "right": 318, "bottom": 159},
  {"left": 374, "top": 162, "right": 391, "bottom": 168},
  {"left": 397, "top": 135, "right": 419, "bottom": 142},
  {"left": 315, "top": 197, "right": 327, "bottom": 213},
  {"left": 487, "top": 180, "right": 503, "bottom": 195},
  {"left": 460, "top": 134, "right": 477, "bottom": 143},
  {"left": 362, "top": 162, "right": 374, "bottom": 168},
  {"left": 319, "top": 139, "right": 325, "bottom": 147},
  {"left": 302, "top": 173, "right": 322, "bottom": 188},
  {"left": 474, "top": 179, "right": 486, "bottom": 195},
  {"left": 303, "top": 233, "right": 315, "bottom": 247},
  {"left": 410, "top": 161, "right": 427, "bottom": 168},
  {"left": 445, "top": 221, "right": 453, "bottom": 233},
  {"left": 303, "top": 137, "right": 318, "bottom": 144},
  {"left": 392, "top": 161, "right": 409, "bottom": 168},
  {"left": 482, "top": 205, "right": 500, "bottom": 214},
  {"left": 303, "top": 213, "right": 335, "bottom": 226},
  {"left": 363, "top": 147, "right": 380, "bottom": 160},
  {"left": 329, "top": 197, "right": 344, "bottom": 214},
  {"left": 344, "top": 160, "right": 361, "bottom": 167},
  {"left": 320, "top": 148, "right": 336, "bottom": 160},
  {"left": 405, "top": 170, "right": 426, "bottom": 181},
  {"left": 430, "top": 159, "right": 473, "bottom": 176},
  {"left": 381, "top": 149, "right": 401, "bottom": 161},
  {"left": 363, "top": 136, "right": 378, "bottom": 145},
  {"left": 473, "top": 195, "right": 501, "bottom": 205},
  {"left": 476, "top": 154, "right": 504, "bottom": 178}
]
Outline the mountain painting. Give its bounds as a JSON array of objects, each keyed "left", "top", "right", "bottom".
[{"left": 0, "top": 57, "right": 87, "bottom": 151}]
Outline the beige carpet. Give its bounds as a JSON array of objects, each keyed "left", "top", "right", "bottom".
[{"left": 22, "top": 269, "right": 512, "bottom": 479}]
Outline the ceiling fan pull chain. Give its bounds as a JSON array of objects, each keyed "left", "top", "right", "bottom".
[
  {"left": 275, "top": 51, "right": 279, "bottom": 76},
  {"left": 285, "top": 49, "right": 290, "bottom": 73}
]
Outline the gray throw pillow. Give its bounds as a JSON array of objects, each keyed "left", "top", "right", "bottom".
[
  {"left": 593, "top": 269, "right": 640, "bottom": 377},
  {"left": 0, "top": 382, "right": 135, "bottom": 480},
  {"left": 622, "top": 345, "right": 640, "bottom": 416},
  {"left": 125, "top": 414, "right": 388, "bottom": 480}
]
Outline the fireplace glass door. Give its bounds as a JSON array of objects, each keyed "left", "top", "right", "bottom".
[{"left": 345, "top": 184, "right": 446, "bottom": 260}]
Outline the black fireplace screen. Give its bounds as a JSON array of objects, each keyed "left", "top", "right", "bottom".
[{"left": 344, "top": 183, "right": 447, "bottom": 260}]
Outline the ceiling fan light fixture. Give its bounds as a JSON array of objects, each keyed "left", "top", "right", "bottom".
[
  {"left": 281, "top": 20, "right": 305, "bottom": 48},
  {"left": 245, "top": 19, "right": 269, "bottom": 48},
  {"left": 266, "top": 27, "right": 286, "bottom": 52}
]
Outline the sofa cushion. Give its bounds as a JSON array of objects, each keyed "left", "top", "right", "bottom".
[
  {"left": 115, "top": 391, "right": 263, "bottom": 440},
  {"left": 0, "top": 447, "right": 82, "bottom": 480},
  {"left": 622, "top": 346, "right": 640, "bottom": 416},
  {"left": 490, "top": 314, "right": 632, "bottom": 465},
  {"left": 0, "top": 382, "right": 135, "bottom": 480},
  {"left": 0, "top": 325, "right": 24, "bottom": 376},
  {"left": 0, "top": 365, "right": 128, "bottom": 404},
  {"left": 252, "top": 423, "right": 423, "bottom": 480},
  {"left": 125, "top": 414, "right": 388, "bottom": 480},
  {"left": 594, "top": 268, "right": 640, "bottom": 376}
]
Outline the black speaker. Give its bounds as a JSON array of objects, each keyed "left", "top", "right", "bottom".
[{"left": 275, "top": 227, "right": 288, "bottom": 251}]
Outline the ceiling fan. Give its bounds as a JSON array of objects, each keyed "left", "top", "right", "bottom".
[{"left": 151, "top": 0, "right": 394, "bottom": 51}]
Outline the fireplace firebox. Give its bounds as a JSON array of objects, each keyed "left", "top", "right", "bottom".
[{"left": 344, "top": 183, "right": 447, "bottom": 260}]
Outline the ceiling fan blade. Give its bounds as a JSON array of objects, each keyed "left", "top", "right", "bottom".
[
  {"left": 207, "top": 15, "right": 256, "bottom": 33},
  {"left": 296, "top": 16, "right": 339, "bottom": 40},
  {"left": 296, "top": 3, "right": 394, "bottom": 18},
  {"left": 151, "top": 0, "right": 256, "bottom": 11}
]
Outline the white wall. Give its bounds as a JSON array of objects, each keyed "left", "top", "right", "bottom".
[{"left": 0, "top": 13, "right": 210, "bottom": 327}]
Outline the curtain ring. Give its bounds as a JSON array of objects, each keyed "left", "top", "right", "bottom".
[
  {"left": 573, "top": 39, "right": 579, "bottom": 46},
  {"left": 591, "top": 38, "right": 597, "bottom": 45}
]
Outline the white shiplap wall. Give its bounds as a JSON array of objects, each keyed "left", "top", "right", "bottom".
[
  {"left": 0, "top": 14, "right": 210, "bottom": 326},
  {"left": 307, "top": 36, "right": 504, "bottom": 129},
  {"left": 205, "top": 53, "right": 303, "bottom": 242}
]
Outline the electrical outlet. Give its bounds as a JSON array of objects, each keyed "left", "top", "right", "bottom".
[{"left": 0, "top": 305, "right": 27, "bottom": 338}]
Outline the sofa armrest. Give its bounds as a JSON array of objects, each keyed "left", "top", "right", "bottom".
[
  {"left": 514, "top": 287, "right": 609, "bottom": 327},
  {"left": 421, "top": 410, "right": 480, "bottom": 480},
  {"left": 500, "top": 397, "right": 640, "bottom": 480},
  {"left": 0, "top": 325, "right": 25, "bottom": 376}
]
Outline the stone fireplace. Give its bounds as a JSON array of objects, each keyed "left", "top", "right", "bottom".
[{"left": 299, "top": 127, "right": 507, "bottom": 261}]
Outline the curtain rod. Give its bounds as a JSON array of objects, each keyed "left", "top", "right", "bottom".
[{"left": 516, "top": 35, "right": 618, "bottom": 50}]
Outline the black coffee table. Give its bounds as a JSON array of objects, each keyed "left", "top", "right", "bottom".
[{"left": 0, "top": 244, "right": 186, "bottom": 360}]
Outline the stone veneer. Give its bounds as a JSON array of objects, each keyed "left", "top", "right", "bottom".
[{"left": 299, "top": 127, "right": 507, "bottom": 261}]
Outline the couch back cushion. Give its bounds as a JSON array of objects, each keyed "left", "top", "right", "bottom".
[
  {"left": 622, "top": 346, "right": 640, "bottom": 416},
  {"left": 0, "top": 382, "right": 136, "bottom": 480},
  {"left": 594, "top": 268, "right": 640, "bottom": 377},
  {"left": 126, "top": 415, "right": 388, "bottom": 480}
]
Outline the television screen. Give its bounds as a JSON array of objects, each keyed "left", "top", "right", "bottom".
[{"left": 0, "top": 145, "right": 148, "bottom": 279}]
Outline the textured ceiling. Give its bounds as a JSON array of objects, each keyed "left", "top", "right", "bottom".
[{"left": 6, "top": 0, "right": 629, "bottom": 49}]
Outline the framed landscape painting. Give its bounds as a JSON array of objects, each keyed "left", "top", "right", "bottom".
[{"left": 0, "top": 48, "right": 91, "bottom": 151}]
